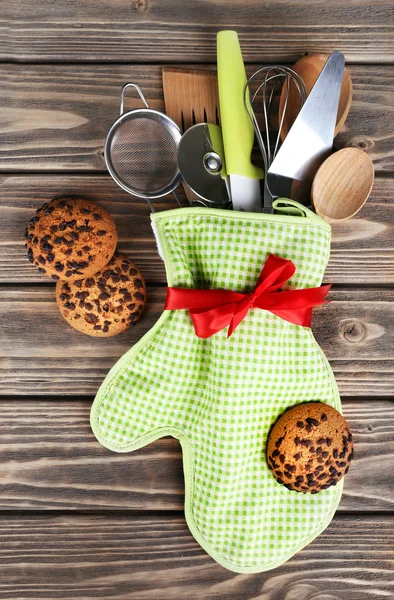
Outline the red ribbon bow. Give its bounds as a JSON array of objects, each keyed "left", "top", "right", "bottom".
[{"left": 165, "top": 254, "right": 331, "bottom": 339}]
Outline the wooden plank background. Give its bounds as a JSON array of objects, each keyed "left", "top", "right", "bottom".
[
  {"left": 2, "top": 0, "right": 394, "bottom": 597},
  {"left": 0, "top": 399, "right": 392, "bottom": 512},
  {"left": 0, "top": 514, "right": 392, "bottom": 599},
  {"left": 3, "top": 1, "right": 394, "bottom": 63},
  {"left": 1, "top": 175, "right": 394, "bottom": 285},
  {"left": 2, "top": 287, "right": 394, "bottom": 396},
  {"left": 1, "top": 64, "right": 393, "bottom": 172}
]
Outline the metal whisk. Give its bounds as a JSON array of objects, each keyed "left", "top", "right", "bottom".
[{"left": 245, "top": 66, "right": 307, "bottom": 208}]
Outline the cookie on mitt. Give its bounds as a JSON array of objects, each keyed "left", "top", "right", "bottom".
[{"left": 267, "top": 402, "right": 354, "bottom": 493}]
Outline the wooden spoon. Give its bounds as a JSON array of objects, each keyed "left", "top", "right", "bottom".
[
  {"left": 279, "top": 53, "right": 353, "bottom": 141},
  {"left": 311, "top": 147, "right": 374, "bottom": 223}
]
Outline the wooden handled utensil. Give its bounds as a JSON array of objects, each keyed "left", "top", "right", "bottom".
[
  {"left": 162, "top": 68, "right": 220, "bottom": 204},
  {"left": 311, "top": 147, "right": 374, "bottom": 222}
]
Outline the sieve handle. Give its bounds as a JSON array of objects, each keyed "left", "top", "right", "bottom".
[{"left": 120, "top": 83, "right": 149, "bottom": 115}]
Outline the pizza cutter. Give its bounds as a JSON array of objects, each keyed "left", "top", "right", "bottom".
[{"left": 178, "top": 123, "right": 232, "bottom": 209}]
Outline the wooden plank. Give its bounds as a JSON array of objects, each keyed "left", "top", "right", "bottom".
[
  {"left": 2, "top": 174, "right": 394, "bottom": 285},
  {"left": 0, "top": 399, "right": 391, "bottom": 512},
  {"left": 327, "top": 177, "right": 394, "bottom": 284},
  {"left": 1, "top": 287, "right": 394, "bottom": 396},
  {"left": 0, "top": 401, "right": 183, "bottom": 511},
  {"left": 0, "top": 513, "right": 392, "bottom": 599},
  {"left": 0, "top": 64, "right": 393, "bottom": 172},
  {"left": 0, "top": 174, "right": 167, "bottom": 285},
  {"left": 3, "top": 1, "right": 394, "bottom": 63}
]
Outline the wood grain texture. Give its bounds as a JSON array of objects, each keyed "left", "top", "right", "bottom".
[
  {"left": 312, "top": 147, "right": 375, "bottom": 222},
  {"left": 162, "top": 68, "right": 220, "bottom": 132},
  {"left": 0, "top": 174, "right": 166, "bottom": 284},
  {"left": 0, "top": 64, "right": 393, "bottom": 172},
  {"left": 1, "top": 4, "right": 393, "bottom": 595},
  {"left": 2, "top": 175, "right": 394, "bottom": 285},
  {"left": 1, "top": 287, "right": 394, "bottom": 396},
  {"left": 0, "top": 399, "right": 391, "bottom": 512},
  {"left": 0, "top": 513, "right": 392, "bottom": 599},
  {"left": 3, "top": 0, "right": 394, "bottom": 63}
]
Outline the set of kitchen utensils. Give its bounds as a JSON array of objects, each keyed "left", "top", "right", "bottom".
[{"left": 104, "top": 30, "right": 374, "bottom": 222}]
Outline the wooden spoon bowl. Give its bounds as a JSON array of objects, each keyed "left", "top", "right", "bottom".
[
  {"left": 311, "top": 147, "right": 374, "bottom": 223},
  {"left": 279, "top": 53, "right": 353, "bottom": 141}
]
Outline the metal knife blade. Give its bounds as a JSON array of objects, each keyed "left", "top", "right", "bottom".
[{"left": 266, "top": 51, "right": 345, "bottom": 204}]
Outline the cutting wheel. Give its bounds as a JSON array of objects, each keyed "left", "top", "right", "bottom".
[{"left": 178, "top": 123, "right": 230, "bottom": 207}]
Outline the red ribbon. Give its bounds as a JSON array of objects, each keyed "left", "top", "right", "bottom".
[{"left": 165, "top": 254, "right": 331, "bottom": 339}]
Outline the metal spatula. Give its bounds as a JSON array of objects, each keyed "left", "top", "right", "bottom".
[{"left": 266, "top": 51, "right": 345, "bottom": 204}]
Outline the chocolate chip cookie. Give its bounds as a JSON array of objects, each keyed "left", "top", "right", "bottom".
[
  {"left": 25, "top": 197, "right": 117, "bottom": 282},
  {"left": 56, "top": 253, "right": 146, "bottom": 337},
  {"left": 266, "top": 402, "right": 354, "bottom": 493}
]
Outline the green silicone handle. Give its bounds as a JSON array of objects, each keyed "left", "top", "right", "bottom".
[{"left": 217, "top": 30, "right": 264, "bottom": 180}]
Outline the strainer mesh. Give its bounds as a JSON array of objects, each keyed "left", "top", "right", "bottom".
[{"left": 109, "top": 117, "right": 179, "bottom": 195}]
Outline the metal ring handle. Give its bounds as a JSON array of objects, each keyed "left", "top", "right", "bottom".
[{"left": 120, "top": 83, "right": 149, "bottom": 115}]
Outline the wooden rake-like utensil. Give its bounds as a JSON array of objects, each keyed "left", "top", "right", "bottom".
[{"left": 162, "top": 68, "right": 220, "bottom": 203}]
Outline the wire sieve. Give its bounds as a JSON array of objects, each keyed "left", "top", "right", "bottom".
[{"left": 105, "top": 83, "right": 182, "bottom": 212}]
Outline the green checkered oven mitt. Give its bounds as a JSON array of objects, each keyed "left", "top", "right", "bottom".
[{"left": 91, "top": 200, "right": 343, "bottom": 573}]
